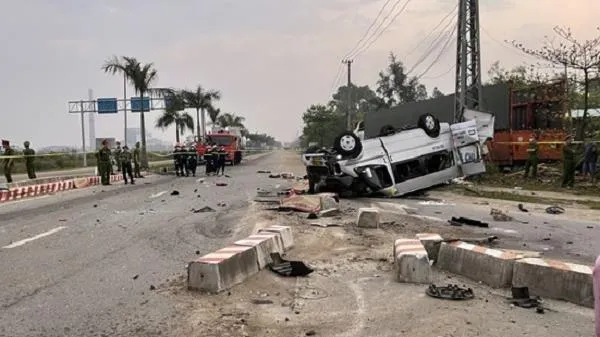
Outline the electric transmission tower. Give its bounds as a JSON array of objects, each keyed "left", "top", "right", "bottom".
[{"left": 454, "top": 0, "right": 483, "bottom": 122}]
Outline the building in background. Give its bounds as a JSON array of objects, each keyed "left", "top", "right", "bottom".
[{"left": 125, "top": 128, "right": 141, "bottom": 146}]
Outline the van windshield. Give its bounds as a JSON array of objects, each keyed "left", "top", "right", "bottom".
[{"left": 208, "top": 135, "right": 235, "bottom": 146}]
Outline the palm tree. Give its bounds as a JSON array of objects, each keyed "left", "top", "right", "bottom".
[
  {"left": 155, "top": 91, "right": 194, "bottom": 143},
  {"left": 181, "top": 85, "right": 221, "bottom": 141},
  {"left": 102, "top": 56, "right": 158, "bottom": 169},
  {"left": 217, "top": 113, "right": 246, "bottom": 129}
]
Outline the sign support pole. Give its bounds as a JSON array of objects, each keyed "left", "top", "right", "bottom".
[{"left": 79, "top": 100, "right": 87, "bottom": 167}]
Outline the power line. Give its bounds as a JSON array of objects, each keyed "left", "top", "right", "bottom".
[
  {"left": 406, "top": 17, "right": 456, "bottom": 75},
  {"left": 342, "top": 0, "right": 394, "bottom": 60},
  {"left": 349, "top": 0, "right": 413, "bottom": 60},
  {"left": 417, "top": 24, "right": 457, "bottom": 79},
  {"left": 329, "top": 64, "right": 344, "bottom": 98},
  {"left": 405, "top": 4, "right": 458, "bottom": 58},
  {"left": 421, "top": 64, "right": 455, "bottom": 80}
]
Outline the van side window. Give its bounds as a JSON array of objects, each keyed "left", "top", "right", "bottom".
[{"left": 392, "top": 150, "right": 454, "bottom": 183}]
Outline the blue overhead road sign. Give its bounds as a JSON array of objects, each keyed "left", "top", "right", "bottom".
[
  {"left": 97, "top": 98, "right": 118, "bottom": 113},
  {"left": 130, "top": 97, "right": 150, "bottom": 112}
]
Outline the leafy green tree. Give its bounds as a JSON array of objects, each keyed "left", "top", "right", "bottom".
[
  {"left": 155, "top": 91, "right": 194, "bottom": 143},
  {"left": 207, "top": 106, "right": 221, "bottom": 126},
  {"left": 375, "top": 52, "right": 428, "bottom": 108},
  {"left": 217, "top": 113, "right": 246, "bottom": 129},
  {"left": 102, "top": 56, "right": 158, "bottom": 169},
  {"left": 431, "top": 87, "right": 445, "bottom": 98},
  {"left": 329, "top": 84, "right": 377, "bottom": 126},
  {"left": 181, "top": 85, "right": 221, "bottom": 139},
  {"left": 301, "top": 104, "right": 345, "bottom": 147}
]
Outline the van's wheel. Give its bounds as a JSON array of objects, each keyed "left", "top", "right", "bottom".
[
  {"left": 418, "top": 113, "right": 441, "bottom": 138},
  {"left": 333, "top": 131, "right": 362, "bottom": 159},
  {"left": 379, "top": 125, "right": 396, "bottom": 136}
]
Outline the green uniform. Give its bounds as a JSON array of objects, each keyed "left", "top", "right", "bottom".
[
  {"left": 98, "top": 147, "right": 112, "bottom": 185},
  {"left": 23, "top": 147, "right": 36, "bottom": 179},
  {"left": 114, "top": 146, "right": 122, "bottom": 172},
  {"left": 3, "top": 147, "right": 14, "bottom": 183},
  {"left": 561, "top": 142, "right": 575, "bottom": 188},
  {"left": 133, "top": 145, "right": 142, "bottom": 178},
  {"left": 95, "top": 152, "right": 101, "bottom": 176},
  {"left": 120, "top": 148, "right": 134, "bottom": 184},
  {"left": 523, "top": 139, "right": 539, "bottom": 178}
]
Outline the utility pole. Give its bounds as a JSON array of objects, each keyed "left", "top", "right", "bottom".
[
  {"left": 123, "top": 74, "right": 128, "bottom": 145},
  {"left": 343, "top": 59, "right": 353, "bottom": 130},
  {"left": 454, "top": 0, "right": 483, "bottom": 122}
]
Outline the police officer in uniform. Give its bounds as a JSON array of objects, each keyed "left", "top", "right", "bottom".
[
  {"left": 216, "top": 145, "right": 227, "bottom": 176},
  {"left": 2, "top": 140, "right": 14, "bottom": 183},
  {"left": 204, "top": 143, "right": 215, "bottom": 175},
  {"left": 561, "top": 135, "right": 575, "bottom": 188},
  {"left": 114, "top": 141, "right": 122, "bottom": 173},
  {"left": 179, "top": 144, "right": 189, "bottom": 176},
  {"left": 133, "top": 141, "right": 143, "bottom": 178},
  {"left": 523, "top": 134, "right": 539, "bottom": 179},
  {"left": 120, "top": 145, "right": 135, "bottom": 184},
  {"left": 98, "top": 139, "right": 112, "bottom": 185},
  {"left": 23, "top": 140, "right": 36, "bottom": 179}
]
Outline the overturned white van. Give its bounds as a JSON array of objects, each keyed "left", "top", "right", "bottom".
[{"left": 301, "top": 110, "right": 495, "bottom": 197}]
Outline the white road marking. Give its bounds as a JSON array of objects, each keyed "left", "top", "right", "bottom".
[
  {"left": 150, "top": 191, "right": 167, "bottom": 198},
  {"left": 2, "top": 226, "right": 67, "bottom": 249}
]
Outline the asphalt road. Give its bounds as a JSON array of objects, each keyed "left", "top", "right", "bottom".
[
  {"left": 5, "top": 160, "right": 173, "bottom": 184},
  {"left": 0, "top": 152, "right": 283, "bottom": 337},
  {"left": 394, "top": 191, "right": 600, "bottom": 265}
]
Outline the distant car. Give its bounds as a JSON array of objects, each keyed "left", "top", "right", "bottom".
[{"left": 301, "top": 111, "right": 494, "bottom": 197}]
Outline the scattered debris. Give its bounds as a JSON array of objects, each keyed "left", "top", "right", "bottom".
[
  {"left": 195, "top": 250, "right": 200, "bottom": 255},
  {"left": 508, "top": 286, "right": 544, "bottom": 313},
  {"left": 216, "top": 182, "right": 227, "bottom": 186},
  {"left": 217, "top": 202, "right": 226, "bottom": 207},
  {"left": 257, "top": 170, "right": 272, "bottom": 174},
  {"left": 251, "top": 299, "right": 274, "bottom": 305},
  {"left": 268, "top": 253, "right": 314, "bottom": 277},
  {"left": 191, "top": 206, "right": 216, "bottom": 213},
  {"left": 418, "top": 201, "right": 453, "bottom": 206},
  {"left": 451, "top": 177, "right": 472, "bottom": 185},
  {"left": 545, "top": 206, "right": 565, "bottom": 215},
  {"left": 268, "top": 174, "right": 281, "bottom": 178},
  {"left": 587, "top": 226, "right": 594, "bottom": 229},
  {"left": 59, "top": 219, "right": 67, "bottom": 222},
  {"left": 132, "top": 274, "right": 139, "bottom": 280},
  {"left": 490, "top": 208, "right": 513, "bottom": 221},
  {"left": 280, "top": 172, "right": 295, "bottom": 179},
  {"left": 473, "top": 201, "right": 489, "bottom": 205},
  {"left": 307, "top": 213, "right": 318, "bottom": 219},
  {"left": 445, "top": 236, "right": 498, "bottom": 245},
  {"left": 149, "top": 285, "right": 156, "bottom": 291},
  {"left": 93, "top": 204, "right": 98, "bottom": 208},
  {"left": 319, "top": 208, "right": 341, "bottom": 217},
  {"left": 518, "top": 204, "right": 529, "bottom": 212},
  {"left": 305, "top": 330, "right": 317, "bottom": 336},
  {"left": 426, "top": 284, "right": 474, "bottom": 300},
  {"left": 448, "top": 216, "right": 489, "bottom": 228},
  {"left": 310, "top": 220, "right": 340, "bottom": 228},
  {"left": 170, "top": 190, "right": 180, "bottom": 196}
]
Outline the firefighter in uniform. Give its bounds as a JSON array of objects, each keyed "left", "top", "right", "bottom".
[
  {"left": 205, "top": 143, "right": 215, "bottom": 175},
  {"left": 216, "top": 145, "right": 227, "bottom": 176},
  {"left": 173, "top": 144, "right": 181, "bottom": 176},
  {"left": 523, "top": 134, "right": 539, "bottom": 179},
  {"left": 187, "top": 145, "right": 197, "bottom": 176},
  {"left": 561, "top": 135, "right": 576, "bottom": 188},
  {"left": 179, "top": 144, "right": 188, "bottom": 176}
]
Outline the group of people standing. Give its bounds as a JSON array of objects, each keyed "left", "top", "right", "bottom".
[
  {"left": 173, "top": 144, "right": 198, "bottom": 177},
  {"left": 1, "top": 140, "right": 37, "bottom": 183},
  {"left": 96, "top": 140, "right": 142, "bottom": 186},
  {"left": 523, "top": 134, "right": 598, "bottom": 187},
  {"left": 203, "top": 143, "right": 227, "bottom": 176}
]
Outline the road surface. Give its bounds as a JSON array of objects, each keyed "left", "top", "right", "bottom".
[
  {"left": 6, "top": 160, "right": 173, "bottom": 184},
  {"left": 0, "top": 152, "right": 285, "bottom": 337}
]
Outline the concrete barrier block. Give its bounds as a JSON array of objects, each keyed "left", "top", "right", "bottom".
[
  {"left": 235, "top": 233, "right": 285, "bottom": 268},
  {"left": 357, "top": 208, "right": 380, "bottom": 228},
  {"left": 188, "top": 245, "right": 260, "bottom": 293},
  {"left": 512, "top": 258, "right": 593, "bottom": 308},
  {"left": 393, "top": 239, "right": 431, "bottom": 283},
  {"left": 415, "top": 233, "right": 444, "bottom": 262},
  {"left": 258, "top": 225, "right": 294, "bottom": 250},
  {"left": 437, "top": 241, "right": 520, "bottom": 288}
]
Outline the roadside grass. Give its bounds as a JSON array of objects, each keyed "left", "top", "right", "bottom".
[
  {"left": 4, "top": 152, "right": 170, "bottom": 175},
  {"left": 452, "top": 185, "right": 600, "bottom": 210}
]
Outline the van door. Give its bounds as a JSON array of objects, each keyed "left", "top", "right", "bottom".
[
  {"left": 463, "top": 109, "right": 495, "bottom": 144},
  {"left": 450, "top": 119, "right": 486, "bottom": 176}
]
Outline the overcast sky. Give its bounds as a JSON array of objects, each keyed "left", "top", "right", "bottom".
[{"left": 1, "top": 0, "right": 598, "bottom": 148}]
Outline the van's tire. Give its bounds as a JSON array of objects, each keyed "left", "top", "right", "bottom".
[
  {"left": 379, "top": 124, "right": 396, "bottom": 136},
  {"left": 418, "top": 113, "right": 441, "bottom": 138},
  {"left": 333, "top": 131, "right": 362, "bottom": 159}
]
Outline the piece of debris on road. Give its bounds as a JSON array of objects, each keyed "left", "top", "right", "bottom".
[{"left": 491, "top": 208, "right": 513, "bottom": 221}]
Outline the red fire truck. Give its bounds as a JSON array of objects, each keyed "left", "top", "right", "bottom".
[{"left": 196, "top": 127, "right": 245, "bottom": 165}]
